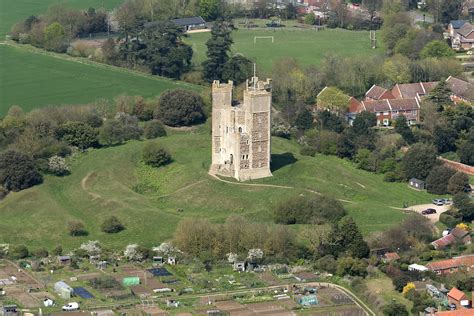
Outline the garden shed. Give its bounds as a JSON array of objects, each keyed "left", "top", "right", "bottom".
[
  {"left": 54, "top": 281, "right": 74, "bottom": 299},
  {"left": 409, "top": 178, "right": 425, "bottom": 190}
]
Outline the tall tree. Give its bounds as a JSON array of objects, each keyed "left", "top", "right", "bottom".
[
  {"left": 0, "top": 150, "right": 43, "bottom": 191},
  {"left": 402, "top": 143, "right": 437, "bottom": 180},
  {"left": 202, "top": 20, "right": 233, "bottom": 82},
  {"left": 427, "top": 80, "right": 452, "bottom": 111},
  {"left": 394, "top": 115, "right": 415, "bottom": 144}
]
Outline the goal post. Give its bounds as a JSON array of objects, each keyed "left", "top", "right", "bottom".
[{"left": 253, "top": 36, "right": 274, "bottom": 44}]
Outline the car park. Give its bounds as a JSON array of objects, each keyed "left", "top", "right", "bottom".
[{"left": 422, "top": 208, "right": 437, "bottom": 215}]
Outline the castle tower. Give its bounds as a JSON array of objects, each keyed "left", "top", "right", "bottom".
[{"left": 209, "top": 77, "right": 273, "bottom": 181}]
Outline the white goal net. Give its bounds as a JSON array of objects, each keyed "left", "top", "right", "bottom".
[{"left": 253, "top": 36, "right": 274, "bottom": 43}]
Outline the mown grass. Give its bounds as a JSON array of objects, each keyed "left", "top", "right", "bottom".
[
  {"left": 0, "top": 44, "right": 201, "bottom": 116},
  {"left": 0, "top": 125, "right": 436, "bottom": 251},
  {"left": 186, "top": 27, "right": 383, "bottom": 72},
  {"left": 0, "top": 0, "right": 123, "bottom": 38}
]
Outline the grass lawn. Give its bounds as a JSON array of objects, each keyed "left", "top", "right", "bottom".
[
  {"left": 0, "top": 44, "right": 201, "bottom": 116},
  {"left": 186, "top": 27, "right": 383, "bottom": 73},
  {"left": 365, "top": 273, "right": 413, "bottom": 313},
  {"left": 0, "top": 125, "right": 437, "bottom": 251},
  {"left": 0, "top": 0, "right": 123, "bottom": 38}
]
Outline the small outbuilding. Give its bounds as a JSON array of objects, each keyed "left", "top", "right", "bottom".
[
  {"left": 408, "top": 263, "right": 428, "bottom": 272},
  {"left": 43, "top": 298, "right": 54, "bottom": 307},
  {"left": 409, "top": 178, "right": 425, "bottom": 190},
  {"left": 171, "top": 16, "right": 206, "bottom": 32},
  {"left": 54, "top": 281, "right": 74, "bottom": 299},
  {"left": 297, "top": 294, "right": 319, "bottom": 306},
  {"left": 57, "top": 256, "right": 71, "bottom": 265}
]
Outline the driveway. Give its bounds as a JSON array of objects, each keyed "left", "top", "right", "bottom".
[{"left": 405, "top": 203, "right": 450, "bottom": 222}]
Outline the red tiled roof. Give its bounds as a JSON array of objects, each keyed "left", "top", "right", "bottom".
[
  {"left": 384, "top": 252, "right": 400, "bottom": 261},
  {"left": 446, "top": 76, "right": 474, "bottom": 101},
  {"left": 431, "top": 234, "right": 456, "bottom": 249},
  {"left": 451, "top": 227, "right": 470, "bottom": 239},
  {"left": 348, "top": 97, "right": 363, "bottom": 113},
  {"left": 427, "top": 255, "right": 474, "bottom": 272},
  {"left": 387, "top": 98, "right": 419, "bottom": 111},
  {"left": 448, "top": 287, "right": 468, "bottom": 302},
  {"left": 436, "top": 310, "right": 474, "bottom": 316},
  {"left": 366, "top": 85, "right": 388, "bottom": 100},
  {"left": 393, "top": 82, "right": 438, "bottom": 99},
  {"left": 362, "top": 99, "right": 391, "bottom": 112}
]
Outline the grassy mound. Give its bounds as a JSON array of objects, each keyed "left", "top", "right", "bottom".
[{"left": 0, "top": 126, "right": 436, "bottom": 250}]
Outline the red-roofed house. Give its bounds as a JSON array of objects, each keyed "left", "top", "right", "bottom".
[
  {"left": 446, "top": 76, "right": 474, "bottom": 104},
  {"left": 365, "top": 85, "right": 395, "bottom": 101},
  {"left": 426, "top": 255, "right": 474, "bottom": 275},
  {"left": 448, "top": 287, "right": 469, "bottom": 309},
  {"left": 391, "top": 82, "right": 438, "bottom": 101},
  {"left": 436, "top": 309, "right": 474, "bottom": 316},
  {"left": 382, "top": 252, "right": 400, "bottom": 263}
]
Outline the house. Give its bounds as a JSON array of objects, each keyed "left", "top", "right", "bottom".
[
  {"left": 436, "top": 310, "right": 474, "bottom": 316},
  {"left": 447, "top": 287, "right": 469, "bottom": 310},
  {"left": 57, "top": 255, "right": 71, "bottom": 265},
  {"left": 426, "top": 254, "right": 474, "bottom": 275},
  {"left": 383, "top": 252, "right": 400, "bottom": 263},
  {"left": 408, "top": 263, "right": 428, "bottom": 272},
  {"left": 360, "top": 98, "right": 421, "bottom": 126},
  {"left": 170, "top": 16, "right": 206, "bottom": 32},
  {"left": 54, "top": 281, "right": 74, "bottom": 299},
  {"left": 431, "top": 228, "right": 471, "bottom": 250},
  {"left": 446, "top": 76, "right": 474, "bottom": 104},
  {"left": 391, "top": 82, "right": 438, "bottom": 101},
  {"left": 409, "top": 178, "right": 426, "bottom": 190},
  {"left": 449, "top": 21, "right": 474, "bottom": 50},
  {"left": 365, "top": 84, "right": 394, "bottom": 101}
]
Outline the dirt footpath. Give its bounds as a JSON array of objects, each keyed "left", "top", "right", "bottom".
[{"left": 405, "top": 204, "right": 450, "bottom": 222}]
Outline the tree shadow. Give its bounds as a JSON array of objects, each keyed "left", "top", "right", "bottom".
[{"left": 271, "top": 152, "right": 297, "bottom": 172}]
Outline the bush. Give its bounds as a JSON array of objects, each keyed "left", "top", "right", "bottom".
[
  {"left": 425, "top": 165, "right": 456, "bottom": 194},
  {"left": 300, "top": 146, "right": 316, "bottom": 157},
  {"left": 56, "top": 121, "right": 99, "bottom": 150},
  {"left": 447, "top": 172, "right": 470, "bottom": 195},
  {"left": 48, "top": 155, "right": 70, "bottom": 176},
  {"left": 144, "top": 120, "right": 167, "bottom": 139},
  {"left": 142, "top": 141, "right": 172, "bottom": 167},
  {"left": 155, "top": 89, "right": 205, "bottom": 126},
  {"left": 274, "top": 194, "right": 346, "bottom": 224},
  {"left": 0, "top": 150, "right": 43, "bottom": 191},
  {"left": 10, "top": 245, "right": 29, "bottom": 259},
  {"left": 68, "top": 220, "right": 87, "bottom": 236},
  {"left": 101, "top": 216, "right": 125, "bottom": 234},
  {"left": 439, "top": 213, "right": 461, "bottom": 228},
  {"left": 33, "top": 248, "right": 49, "bottom": 258},
  {"left": 99, "top": 113, "right": 143, "bottom": 145}
]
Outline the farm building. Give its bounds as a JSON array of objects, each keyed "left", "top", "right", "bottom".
[{"left": 54, "top": 281, "right": 74, "bottom": 299}]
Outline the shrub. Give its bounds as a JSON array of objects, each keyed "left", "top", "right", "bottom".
[
  {"left": 425, "top": 165, "right": 456, "bottom": 194},
  {"left": 383, "top": 301, "right": 408, "bottom": 316},
  {"left": 99, "top": 113, "right": 143, "bottom": 145},
  {"left": 447, "top": 172, "right": 470, "bottom": 195},
  {"left": 274, "top": 194, "right": 346, "bottom": 224},
  {"left": 439, "top": 213, "right": 461, "bottom": 228},
  {"left": 155, "top": 89, "right": 205, "bottom": 126},
  {"left": 56, "top": 121, "right": 98, "bottom": 150},
  {"left": 10, "top": 245, "right": 29, "bottom": 259},
  {"left": 101, "top": 216, "right": 125, "bottom": 234},
  {"left": 33, "top": 248, "right": 49, "bottom": 258},
  {"left": 300, "top": 146, "right": 316, "bottom": 157},
  {"left": 144, "top": 120, "right": 167, "bottom": 139},
  {"left": 68, "top": 220, "right": 87, "bottom": 236},
  {"left": 0, "top": 150, "right": 43, "bottom": 191},
  {"left": 142, "top": 141, "right": 172, "bottom": 167},
  {"left": 48, "top": 155, "right": 70, "bottom": 176}
]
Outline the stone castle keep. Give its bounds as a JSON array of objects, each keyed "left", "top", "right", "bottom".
[{"left": 209, "top": 77, "right": 273, "bottom": 181}]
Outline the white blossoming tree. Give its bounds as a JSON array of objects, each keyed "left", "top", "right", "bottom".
[
  {"left": 152, "top": 242, "right": 182, "bottom": 257},
  {"left": 124, "top": 244, "right": 143, "bottom": 261},
  {"left": 48, "top": 155, "right": 70, "bottom": 176},
  {"left": 247, "top": 248, "right": 263, "bottom": 263},
  {"left": 227, "top": 252, "right": 238, "bottom": 263},
  {"left": 79, "top": 241, "right": 101, "bottom": 256}
]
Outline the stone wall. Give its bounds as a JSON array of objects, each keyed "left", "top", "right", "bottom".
[{"left": 439, "top": 157, "right": 474, "bottom": 175}]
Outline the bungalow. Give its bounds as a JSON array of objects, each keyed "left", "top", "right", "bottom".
[
  {"left": 447, "top": 287, "right": 469, "bottom": 310},
  {"left": 426, "top": 254, "right": 474, "bottom": 275},
  {"left": 170, "top": 16, "right": 206, "bottom": 32},
  {"left": 431, "top": 227, "right": 472, "bottom": 250}
]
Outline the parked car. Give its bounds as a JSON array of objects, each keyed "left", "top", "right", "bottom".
[
  {"left": 441, "top": 198, "right": 451, "bottom": 204},
  {"left": 422, "top": 208, "right": 437, "bottom": 215},
  {"left": 62, "top": 302, "right": 79, "bottom": 311},
  {"left": 432, "top": 199, "right": 444, "bottom": 206}
]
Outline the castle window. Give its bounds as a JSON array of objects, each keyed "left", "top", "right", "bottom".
[
  {"left": 226, "top": 127, "right": 228, "bottom": 133},
  {"left": 242, "top": 155, "right": 245, "bottom": 159},
  {"left": 238, "top": 127, "right": 242, "bottom": 133},
  {"left": 230, "top": 154, "right": 233, "bottom": 164}
]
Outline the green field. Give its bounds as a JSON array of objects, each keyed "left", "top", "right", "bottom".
[
  {"left": 0, "top": 44, "right": 200, "bottom": 116},
  {"left": 0, "top": 0, "right": 123, "bottom": 38},
  {"left": 186, "top": 27, "right": 383, "bottom": 72},
  {"left": 0, "top": 126, "right": 436, "bottom": 251}
]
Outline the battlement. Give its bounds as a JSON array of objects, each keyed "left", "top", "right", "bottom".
[
  {"left": 212, "top": 80, "right": 234, "bottom": 89},
  {"left": 246, "top": 77, "right": 272, "bottom": 92}
]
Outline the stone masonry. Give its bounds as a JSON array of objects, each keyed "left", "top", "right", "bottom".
[{"left": 209, "top": 77, "right": 273, "bottom": 181}]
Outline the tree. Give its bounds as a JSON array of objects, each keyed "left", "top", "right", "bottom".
[
  {"left": 142, "top": 141, "right": 172, "bottom": 167},
  {"left": 44, "top": 22, "right": 67, "bottom": 52},
  {"left": 200, "top": 0, "right": 220, "bottom": 20},
  {"left": 394, "top": 115, "right": 414, "bottom": 144},
  {"left": 380, "top": 11, "right": 411, "bottom": 52},
  {"left": 425, "top": 165, "right": 456, "bottom": 194},
  {"left": 156, "top": 89, "right": 205, "bottom": 126},
  {"left": 304, "top": 14, "right": 316, "bottom": 25},
  {"left": 221, "top": 54, "right": 253, "bottom": 84},
  {"left": 402, "top": 143, "right": 437, "bottom": 180},
  {"left": 48, "top": 155, "right": 70, "bottom": 176},
  {"left": 448, "top": 172, "right": 470, "bottom": 195},
  {"left": 33, "top": 248, "right": 49, "bottom": 258},
  {"left": 382, "top": 54, "right": 411, "bottom": 84},
  {"left": 458, "top": 142, "right": 474, "bottom": 166},
  {"left": 274, "top": 195, "right": 346, "bottom": 225},
  {"left": 202, "top": 21, "right": 233, "bottom": 82},
  {"left": 383, "top": 302, "right": 408, "bottom": 316},
  {"left": 294, "top": 108, "right": 313, "bottom": 130},
  {"left": 427, "top": 80, "right": 452, "bottom": 110},
  {"left": 144, "top": 120, "right": 167, "bottom": 139},
  {"left": 56, "top": 121, "right": 98, "bottom": 150},
  {"left": 433, "top": 125, "right": 457, "bottom": 153},
  {"left": 80, "top": 240, "right": 101, "bottom": 255},
  {"left": 352, "top": 111, "right": 377, "bottom": 136},
  {"left": 0, "top": 150, "right": 43, "bottom": 191},
  {"left": 68, "top": 220, "right": 86, "bottom": 236},
  {"left": 99, "top": 113, "right": 143, "bottom": 145},
  {"left": 336, "top": 257, "right": 368, "bottom": 277},
  {"left": 9, "top": 245, "right": 29, "bottom": 259},
  {"left": 420, "top": 40, "right": 455, "bottom": 58},
  {"left": 316, "top": 87, "right": 350, "bottom": 115},
  {"left": 101, "top": 215, "right": 125, "bottom": 233}
]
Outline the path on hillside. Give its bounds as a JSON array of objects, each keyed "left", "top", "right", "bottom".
[{"left": 208, "top": 172, "right": 355, "bottom": 203}]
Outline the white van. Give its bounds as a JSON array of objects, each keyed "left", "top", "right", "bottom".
[{"left": 62, "top": 302, "right": 79, "bottom": 311}]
